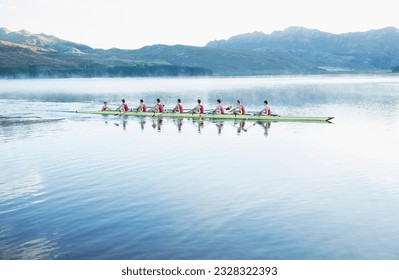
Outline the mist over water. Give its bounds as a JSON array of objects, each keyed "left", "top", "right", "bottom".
[{"left": 1, "top": 76, "right": 399, "bottom": 259}]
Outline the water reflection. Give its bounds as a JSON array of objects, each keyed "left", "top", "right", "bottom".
[
  {"left": 215, "top": 122, "right": 224, "bottom": 135},
  {"left": 239, "top": 121, "right": 271, "bottom": 136},
  {"left": 216, "top": 120, "right": 272, "bottom": 136},
  {"left": 0, "top": 234, "right": 59, "bottom": 260},
  {"left": 151, "top": 119, "right": 163, "bottom": 131},
  {"left": 192, "top": 120, "right": 204, "bottom": 134},
  {"left": 233, "top": 121, "right": 246, "bottom": 135},
  {"left": 0, "top": 169, "right": 60, "bottom": 259},
  {"left": 0, "top": 170, "right": 45, "bottom": 206},
  {"left": 107, "top": 117, "right": 273, "bottom": 136},
  {"left": 122, "top": 120, "right": 128, "bottom": 130},
  {"left": 0, "top": 116, "right": 64, "bottom": 126},
  {"left": 257, "top": 122, "right": 271, "bottom": 136},
  {"left": 140, "top": 120, "right": 146, "bottom": 131},
  {"left": 0, "top": 116, "right": 65, "bottom": 143},
  {"left": 1, "top": 77, "right": 399, "bottom": 260},
  {"left": 173, "top": 119, "right": 183, "bottom": 132}
]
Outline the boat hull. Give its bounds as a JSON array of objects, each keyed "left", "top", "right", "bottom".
[{"left": 76, "top": 110, "right": 334, "bottom": 123}]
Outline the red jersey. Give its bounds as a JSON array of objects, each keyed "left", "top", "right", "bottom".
[
  {"left": 178, "top": 104, "right": 183, "bottom": 113},
  {"left": 240, "top": 105, "right": 246, "bottom": 115},
  {"left": 158, "top": 103, "right": 164, "bottom": 113},
  {"left": 123, "top": 103, "right": 129, "bottom": 112},
  {"left": 199, "top": 105, "right": 204, "bottom": 114},
  {"left": 219, "top": 104, "right": 225, "bottom": 114},
  {"left": 142, "top": 104, "right": 147, "bottom": 112}
]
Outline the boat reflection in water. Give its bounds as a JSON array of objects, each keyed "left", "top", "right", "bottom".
[
  {"left": 173, "top": 119, "right": 183, "bottom": 132},
  {"left": 257, "top": 121, "right": 271, "bottom": 136},
  {"left": 108, "top": 117, "right": 273, "bottom": 137},
  {"left": 233, "top": 121, "right": 246, "bottom": 135},
  {"left": 230, "top": 121, "right": 271, "bottom": 136},
  {"left": 107, "top": 119, "right": 128, "bottom": 131},
  {"left": 215, "top": 121, "right": 224, "bottom": 135},
  {"left": 151, "top": 118, "right": 163, "bottom": 132},
  {"left": 140, "top": 120, "right": 146, "bottom": 130},
  {"left": 192, "top": 120, "right": 205, "bottom": 134}
]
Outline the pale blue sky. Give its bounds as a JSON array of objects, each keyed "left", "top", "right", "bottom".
[{"left": 0, "top": 0, "right": 397, "bottom": 49}]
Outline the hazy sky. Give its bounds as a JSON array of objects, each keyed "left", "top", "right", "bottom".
[{"left": 0, "top": 0, "right": 398, "bottom": 49}]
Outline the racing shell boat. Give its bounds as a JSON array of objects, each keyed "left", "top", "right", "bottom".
[{"left": 76, "top": 110, "right": 334, "bottom": 123}]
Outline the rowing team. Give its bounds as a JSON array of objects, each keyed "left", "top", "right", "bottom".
[{"left": 101, "top": 98, "right": 272, "bottom": 116}]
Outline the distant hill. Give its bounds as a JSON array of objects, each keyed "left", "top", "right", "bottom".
[
  {"left": 0, "top": 28, "right": 212, "bottom": 78},
  {"left": 0, "top": 27, "right": 319, "bottom": 77},
  {"left": 1, "top": 26, "right": 399, "bottom": 78},
  {"left": 207, "top": 26, "right": 399, "bottom": 72},
  {"left": 130, "top": 44, "right": 318, "bottom": 75},
  {"left": 0, "top": 27, "right": 92, "bottom": 54}
]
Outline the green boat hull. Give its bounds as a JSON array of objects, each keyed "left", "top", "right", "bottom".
[{"left": 76, "top": 110, "right": 334, "bottom": 123}]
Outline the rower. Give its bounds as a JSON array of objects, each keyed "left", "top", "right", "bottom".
[
  {"left": 258, "top": 100, "right": 271, "bottom": 115},
  {"left": 172, "top": 99, "right": 184, "bottom": 113},
  {"left": 137, "top": 99, "right": 147, "bottom": 112},
  {"left": 118, "top": 99, "right": 129, "bottom": 112},
  {"left": 149, "top": 98, "right": 164, "bottom": 113},
  {"left": 230, "top": 100, "right": 246, "bottom": 115},
  {"left": 101, "top": 101, "right": 109, "bottom": 111},
  {"left": 212, "top": 99, "right": 225, "bottom": 114},
  {"left": 191, "top": 99, "right": 204, "bottom": 114}
]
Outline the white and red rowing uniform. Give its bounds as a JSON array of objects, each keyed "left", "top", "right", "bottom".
[
  {"left": 157, "top": 103, "right": 164, "bottom": 113},
  {"left": 239, "top": 104, "right": 246, "bottom": 115},
  {"left": 264, "top": 105, "right": 271, "bottom": 115},
  {"left": 219, "top": 104, "right": 225, "bottom": 114}
]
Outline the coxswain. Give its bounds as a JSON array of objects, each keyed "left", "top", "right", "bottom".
[
  {"left": 118, "top": 99, "right": 129, "bottom": 112},
  {"left": 212, "top": 99, "right": 225, "bottom": 114},
  {"left": 172, "top": 99, "right": 184, "bottom": 113},
  {"left": 101, "top": 101, "right": 109, "bottom": 111},
  {"left": 191, "top": 99, "right": 204, "bottom": 114},
  {"left": 137, "top": 99, "right": 147, "bottom": 112},
  {"left": 230, "top": 100, "right": 246, "bottom": 115},
  {"left": 258, "top": 100, "right": 271, "bottom": 115},
  {"left": 149, "top": 98, "right": 164, "bottom": 113}
]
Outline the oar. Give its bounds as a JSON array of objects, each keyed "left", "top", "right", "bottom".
[
  {"left": 243, "top": 121, "right": 258, "bottom": 132},
  {"left": 243, "top": 113, "right": 278, "bottom": 131},
  {"left": 235, "top": 113, "right": 259, "bottom": 132},
  {"left": 241, "top": 112, "right": 258, "bottom": 122}
]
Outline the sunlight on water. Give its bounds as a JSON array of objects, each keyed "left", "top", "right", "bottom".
[{"left": 1, "top": 76, "right": 399, "bottom": 259}]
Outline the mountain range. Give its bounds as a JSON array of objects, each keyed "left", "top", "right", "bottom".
[{"left": 1, "top": 26, "right": 399, "bottom": 78}]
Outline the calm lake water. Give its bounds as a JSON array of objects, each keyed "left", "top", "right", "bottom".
[{"left": 1, "top": 76, "right": 399, "bottom": 260}]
